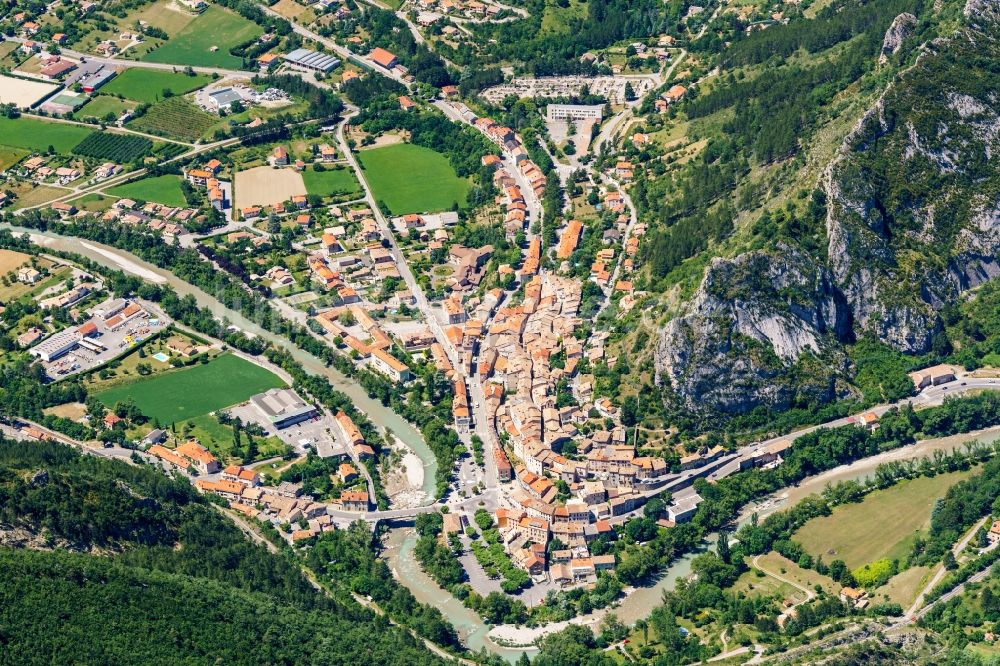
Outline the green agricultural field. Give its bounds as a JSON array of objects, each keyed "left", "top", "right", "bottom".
[
  {"left": 793, "top": 468, "right": 977, "bottom": 570},
  {"left": 73, "top": 96, "right": 137, "bottom": 122},
  {"left": 100, "top": 69, "right": 213, "bottom": 104},
  {"left": 106, "top": 175, "right": 188, "bottom": 207},
  {"left": 71, "top": 194, "right": 116, "bottom": 212},
  {"left": 142, "top": 5, "right": 262, "bottom": 69},
  {"left": 302, "top": 166, "right": 361, "bottom": 199},
  {"left": 0, "top": 147, "right": 28, "bottom": 172},
  {"left": 0, "top": 116, "right": 93, "bottom": 153},
  {"left": 72, "top": 132, "right": 152, "bottom": 162},
  {"left": 129, "top": 97, "right": 218, "bottom": 142},
  {"left": 95, "top": 353, "right": 286, "bottom": 423},
  {"left": 358, "top": 143, "right": 470, "bottom": 215}
]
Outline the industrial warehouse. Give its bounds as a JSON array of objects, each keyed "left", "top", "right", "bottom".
[
  {"left": 249, "top": 388, "right": 319, "bottom": 430},
  {"left": 282, "top": 48, "right": 341, "bottom": 73}
]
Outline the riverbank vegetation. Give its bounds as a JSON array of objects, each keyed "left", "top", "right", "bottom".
[
  {"left": 0, "top": 228, "right": 396, "bottom": 509},
  {"left": 0, "top": 218, "right": 459, "bottom": 501},
  {"left": 413, "top": 512, "right": 466, "bottom": 587},
  {"left": 303, "top": 522, "right": 462, "bottom": 651}
]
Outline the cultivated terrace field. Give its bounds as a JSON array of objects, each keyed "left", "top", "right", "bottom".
[
  {"left": 95, "top": 353, "right": 286, "bottom": 423},
  {"left": 358, "top": 143, "right": 470, "bottom": 215}
]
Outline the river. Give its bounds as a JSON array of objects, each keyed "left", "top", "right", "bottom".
[
  {"left": 381, "top": 526, "right": 715, "bottom": 662},
  {"left": 6, "top": 223, "right": 715, "bottom": 659},
  {"left": 14, "top": 224, "right": 1000, "bottom": 660},
  {"left": 2, "top": 224, "right": 439, "bottom": 499},
  {"left": 384, "top": 425, "right": 1000, "bottom": 660}
]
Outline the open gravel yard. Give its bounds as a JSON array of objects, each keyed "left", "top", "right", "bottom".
[{"left": 0, "top": 75, "right": 58, "bottom": 108}]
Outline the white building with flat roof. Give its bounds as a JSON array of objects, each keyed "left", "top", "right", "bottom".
[{"left": 29, "top": 329, "right": 80, "bottom": 362}]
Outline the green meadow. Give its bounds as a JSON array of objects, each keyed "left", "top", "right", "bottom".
[
  {"left": 358, "top": 143, "right": 470, "bottom": 215},
  {"left": 0, "top": 117, "right": 93, "bottom": 153},
  {"left": 100, "top": 69, "right": 213, "bottom": 104},
  {"left": 96, "top": 353, "right": 286, "bottom": 423},
  {"left": 142, "top": 6, "right": 263, "bottom": 69},
  {"left": 107, "top": 175, "right": 188, "bottom": 207}
]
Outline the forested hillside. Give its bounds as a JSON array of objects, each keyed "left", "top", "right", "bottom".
[
  {"left": 0, "top": 438, "right": 448, "bottom": 665},
  {"left": 645, "top": 0, "right": 1000, "bottom": 423}
]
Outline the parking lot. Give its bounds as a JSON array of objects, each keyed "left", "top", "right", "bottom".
[{"left": 227, "top": 402, "right": 347, "bottom": 458}]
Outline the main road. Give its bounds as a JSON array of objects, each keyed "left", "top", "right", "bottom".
[
  {"left": 665, "top": 374, "right": 1000, "bottom": 509},
  {"left": 332, "top": 104, "right": 503, "bottom": 495},
  {"left": 264, "top": 0, "right": 547, "bottom": 494},
  {"left": 259, "top": 4, "right": 414, "bottom": 89},
  {"left": 7, "top": 36, "right": 251, "bottom": 77}
]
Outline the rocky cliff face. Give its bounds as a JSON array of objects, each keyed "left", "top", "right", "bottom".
[
  {"left": 656, "top": 0, "right": 1000, "bottom": 415},
  {"left": 655, "top": 245, "right": 852, "bottom": 414},
  {"left": 879, "top": 12, "right": 917, "bottom": 64}
]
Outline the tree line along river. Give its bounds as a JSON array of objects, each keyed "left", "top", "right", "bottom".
[{"left": 8, "top": 224, "right": 1000, "bottom": 661}]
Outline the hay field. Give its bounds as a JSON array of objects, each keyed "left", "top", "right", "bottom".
[
  {"left": 235, "top": 166, "right": 307, "bottom": 209},
  {"left": 0, "top": 249, "right": 31, "bottom": 275},
  {"left": 793, "top": 468, "right": 976, "bottom": 569}
]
